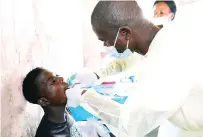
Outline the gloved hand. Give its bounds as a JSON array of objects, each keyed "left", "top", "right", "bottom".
[
  {"left": 88, "top": 119, "right": 110, "bottom": 137},
  {"left": 65, "top": 85, "right": 87, "bottom": 107},
  {"left": 67, "top": 69, "right": 98, "bottom": 87},
  {"left": 76, "top": 119, "right": 110, "bottom": 137}
]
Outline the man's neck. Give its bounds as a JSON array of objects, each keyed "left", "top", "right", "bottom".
[
  {"left": 46, "top": 106, "right": 66, "bottom": 123},
  {"left": 148, "top": 25, "right": 160, "bottom": 44},
  {"left": 135, "top": 25, "right": 160, "bottom": 55}
]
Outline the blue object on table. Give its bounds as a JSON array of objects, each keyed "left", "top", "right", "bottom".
[
  {"left": 68, "top": 106, "right": 99, "bottom": 122},
  {"left": 91, "top": 85, "right": 128, "bottom": 104},
  {"left": 112, "top": 94, "right": 128, "bottom": 104},
  {"left": 129, "top": 76, "right": 135, "bottom": 83},
  {"left": 91, "top": 85, "right": 105, "bottom": 94},
  {"left": 91, "top": 85, "right": 114, "bottom": 95}
]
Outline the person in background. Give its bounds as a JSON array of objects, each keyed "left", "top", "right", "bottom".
[
  {"left": 153, "top": 0, "right": 177, "bottom": 28},
  {"left": 69, "top": 1, "right": 203, "bottom": 137}
]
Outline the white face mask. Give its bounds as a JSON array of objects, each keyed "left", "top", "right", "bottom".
[
  {"left": 105, "top": 28, "right": 132, "bottom": 58},
  {"left": 152, "top": 16, "right": 172, "bottom": 26}
]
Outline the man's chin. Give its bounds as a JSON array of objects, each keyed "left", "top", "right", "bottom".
[
  {"left": 57, "top": 98, "right": 67, "bottom": 106},
  {"left": 63, "top": 97, "right": 68, "bottom": 105},
  {"left": 62, "top": 82, "right": 69, "bottom": 90},
  {"left": 65, "top": 86, "right": 69, "bottom": 90}
]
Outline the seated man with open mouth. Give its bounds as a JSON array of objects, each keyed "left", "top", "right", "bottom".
[{"left": 22, "top": 67, "right": 112, "bottom": 137}]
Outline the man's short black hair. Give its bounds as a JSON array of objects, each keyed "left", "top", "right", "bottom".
[
  {"left": 22, "top": 67, "right": 44, "bottom": 104},
  {"left": 154, "top": 0, "right": 177, "bottom": 16},
  {"left": 91, "top": 1, "right": 144, "bottom": 36}
]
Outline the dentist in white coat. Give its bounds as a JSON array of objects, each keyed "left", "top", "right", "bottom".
[{"left": 67, "top": 1, "right": 203, "bottom": 137}]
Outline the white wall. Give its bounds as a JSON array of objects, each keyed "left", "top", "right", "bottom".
[
  {"left": 82, "top": 0, "right": 104, "bottom": 70},
  {"left": 0, "top": 0, "right": 83, "bottom": 136}
]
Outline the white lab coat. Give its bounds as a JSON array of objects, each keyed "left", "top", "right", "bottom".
[
  {"left": 83, "top": 19, "right": 203, "bottom": 137},
  {"left": 158, "top": 120, "right": 203, "bottom": 137}
]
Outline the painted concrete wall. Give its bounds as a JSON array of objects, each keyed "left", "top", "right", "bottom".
[
  {"left": 82, "top": 0, "right": 103, "bottom": 70},
  {"left": 1, "top": 0, "right": 83, "bottom": 136}
]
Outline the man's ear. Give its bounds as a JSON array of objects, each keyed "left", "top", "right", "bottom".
[
  {"left": 119, "top": 26, "right": 132, "bottom": 41},
  {"left": 169, "top": 13, "right": 175, "bottom": 21},
  {"left": 37, "top": 97, "right": 50, "bottom": 107}
]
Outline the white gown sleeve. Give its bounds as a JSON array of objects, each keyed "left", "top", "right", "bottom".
[
  {"left": 83, "top": 89, "right": 122, "bottom": 128},
  {"left": 95, "top": 53, "right": 143, "bottom": 78}
]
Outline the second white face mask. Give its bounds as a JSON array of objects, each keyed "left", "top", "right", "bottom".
[{"left": 152, "top": 16, "right": 171, "bottom": 25}]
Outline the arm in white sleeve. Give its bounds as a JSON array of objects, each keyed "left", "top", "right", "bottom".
[
  {"left": 83, "top": 89, "right": 122, "bottom": 127},
  {"left": 68, "top": 53, "right": 143, "bottom": 86},
  {"left": 95, "top": 53, "right": 143, "bottom": 78}
]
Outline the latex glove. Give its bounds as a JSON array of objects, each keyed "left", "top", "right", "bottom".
[
  {"left": 76, "top": 119, "right": 110, "bottom": 137},
  {"left": 65, "top": 86, "right": 87, "bottom": 107},
  {"left": 68, "top": 69, "right": 98, "bottom": 87},
  {"left": 88, "top": 119, "right": 110, "bottom": 137}
]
